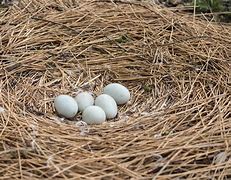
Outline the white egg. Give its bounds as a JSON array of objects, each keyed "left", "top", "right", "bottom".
[
  {"left": 82, "top": 106, "right": 106, "bottom": 125},
  {"left": 54, "top": 95, "right": 78, "bottom": 118},
  {"left": 74, "top": 92, "right": 94, "bottom": 112},
  {"left": 95, "top": 94, "right": 118, "bottom": 119},
  {"left": 103, "top": 83, "right": 130, "bottom": 105}
]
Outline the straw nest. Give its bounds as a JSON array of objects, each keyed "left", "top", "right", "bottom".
[{"left": 0, "top": 0, "right": 231, "bottom": 179}]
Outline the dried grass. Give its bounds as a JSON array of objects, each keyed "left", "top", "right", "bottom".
[{"left": 0, "top": 0, "right": 231, "bottom": 179}]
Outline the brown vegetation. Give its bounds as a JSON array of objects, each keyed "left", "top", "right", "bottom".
[{"left": 0, "top": 0, "right": 230, "bottom": 179}]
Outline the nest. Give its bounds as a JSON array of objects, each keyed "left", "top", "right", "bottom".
[{"left": 0, "top": 0, "right": 231, "bottom": 179}]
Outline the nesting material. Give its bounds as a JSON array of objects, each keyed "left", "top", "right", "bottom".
[
  {"left": 0, "top": 0, "right": 231, "bottom": 179},
  {"left": 213, "top": 152, "right": 228, "bottom": 164},
  {"left": 0, "top": 107, "right": 5, "bottom": 113}
]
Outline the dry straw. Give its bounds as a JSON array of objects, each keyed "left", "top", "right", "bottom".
[{"left": 0, "top": 0, "right": 231, "bottom": 179}]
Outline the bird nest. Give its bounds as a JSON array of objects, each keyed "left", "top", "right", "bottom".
[{"left": 0, "top": 0, "right": 231, "bottom": 179}]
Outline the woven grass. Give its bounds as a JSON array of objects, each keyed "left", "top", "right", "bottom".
[{"left": 0, "top": 0, "right": 231, "bottom": 179}]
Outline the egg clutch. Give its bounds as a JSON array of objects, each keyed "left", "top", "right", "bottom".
[{"left": 54, "top": 83, "right": 130, "bottom": 125}]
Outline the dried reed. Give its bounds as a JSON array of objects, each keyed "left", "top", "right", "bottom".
[{"left": 0, "top": 0, "right": 230, "bottom": 179}]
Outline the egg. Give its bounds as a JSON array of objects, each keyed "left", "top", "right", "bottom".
[
  {"left": 74, "top": 92, "right": 94, "bottom": 112},
  {"left": 103, "top": 83, "right": 130, "bottom": 105},
  {"left": 54, "top": 95, "right": 78, "bottom": 118},
  {"left": 82, "top": 106, "right": 106, "bottom": 125},
  {"left": 95, "top": 94, "right": 118, "bottom": 119}
]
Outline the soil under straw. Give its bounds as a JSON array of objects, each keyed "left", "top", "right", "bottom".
[{"left": 0, "top": 0, "right": 231, "bottom": 179}]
